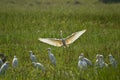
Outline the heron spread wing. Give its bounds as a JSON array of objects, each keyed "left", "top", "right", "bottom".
[
  {"left": 65, "top": 29, "right": 86, "bottom": 45},
  {"left": 39, "top": 38, "right": 63, "bottom": 47}
]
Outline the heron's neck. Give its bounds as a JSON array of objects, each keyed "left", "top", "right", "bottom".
[
  {"left": 48, "top": 50, "right": 51, "bottom": 54},
  {"left": 60, "top": 31, "right": 63, "bottom": 39},
  {"left": 30, "top": 53, "right": 32, "bottom": 55}
]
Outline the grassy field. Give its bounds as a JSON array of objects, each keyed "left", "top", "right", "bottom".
[{"left": 0, "top": 0, "right": 120, "bottom": 80}]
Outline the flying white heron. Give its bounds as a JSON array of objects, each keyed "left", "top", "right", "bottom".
[
  {"left": 39, "top": 29, "right": 86, "bottom": 47},
  {"left": 12, "top": 56, "right": 18, "bottom": 68},
  {"left": 108, "top": 54, "right": 117, "bottom": 67},
  {"left": 0, "top": 61, "right": 9, "bottom": 74},
  {"left": 29, "top": 51, "right": 37, "bottom": 62},
  {"left": 48, "top": 48, "right": 56, "bottom": 66}
]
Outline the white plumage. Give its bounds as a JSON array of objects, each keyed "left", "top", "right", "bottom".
[
  {"left": 79, "top": 53, "right": 92, "bottom": 66},
  {"left": 48, "top": 48, "right": 56, "bottom": 66},
  {"left": 78, "top": 55, "right": 87, "bottom": 70},
  {"left": 108, "top": 54, "right": 117, "bottom": 67},
  {"left": 12, "top": 56, "right": 18, "bottom": 68},
  {"left": 32, "top": 62, "right": 45, "bottom": 71},
  {"left": 39, "top": 29, "right": 86, "bottom": 47},
  {"left": 0, "top": 61, "right": 9, "bottom": 74},
  {"left": 95, "top": 54, "right": 108, "bottom": 68},
  {"left": 29, "top": 51, "right": 36, "bottom": 62}
]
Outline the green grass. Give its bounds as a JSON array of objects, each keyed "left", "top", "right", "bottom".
[{"left": 0, "top": 0, "right": 120, "bottom": 80}]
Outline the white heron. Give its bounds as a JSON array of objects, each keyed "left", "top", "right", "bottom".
[
  {"left": 32, "top": 62, "right": 45, "bottom": 71},
  {"left": 108, "top": 54, "right": 117, "bottom": 67},
  {"left": 29, "top": 51, "right": 36, "bottom": 62},
  {"left": 80, "top": 53, "right": 92, "bottom": 66},
  {"left": 12, "top": 56, "right": 18, "bottom": 68},
  {"left": 78, "top": 55, "right": 87, "bottom": 70},
  {"left": 48, "top": 48, "right": 56, "bottom": 66},
  {"left": 0, "top": 61, "right": 9, "bottom": 74},
  {"left": 95, "top": 54, "right": 108, "bottom": 68},
  {"left": 39, "top": 29, "right": 86, "bottom": 48}
]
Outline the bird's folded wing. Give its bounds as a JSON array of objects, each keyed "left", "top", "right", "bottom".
[
  {"left": 39, "top": 38, "right": 63, "bottom": 47},
  {"left": 84, "top": 58, "right": 92, "bottom": 66},
  {"left": 65, "top": 29, "right": 86, "bottom": 45}
]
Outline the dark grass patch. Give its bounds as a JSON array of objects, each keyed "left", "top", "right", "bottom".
[
  {"left": 45, "top": 2, "right": 51, "bottom": 5},
  {"left": 66, "top": 1, "right": 70, "bottom": 4},
  {"left": 35, "top": 1, "right": 41, "bottom": 5},
  {"left": 99, "top": 0, "right": 120, "bottom": 3},
  {"left": 74, "top": 1, "right": 81, "bottom": 5},
  {"left": 9, "top": 0, "right": 16, "bottom": 4}
]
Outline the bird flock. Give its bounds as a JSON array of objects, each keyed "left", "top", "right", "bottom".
[
  {"left": 78, "top": 53, "right": 117, "bottom": 70},
  {"left": 0, "top": 30, "right": 118, "bottom": 75},
  {"left": 0, "top": 50, "right": 117, "bottom": 75}
]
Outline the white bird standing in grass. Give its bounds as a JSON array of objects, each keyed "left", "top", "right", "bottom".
[
  {"left": 0, "top": 61, "right": 9, "bottom": 74},
  {"left": 48, "top": 48, "right": 56, "bottom": 66},
  {"left": 78, "top": 55, "right": 87, "bottom": 70},
  {"left": 108, "top": 54, "right": 117, "bottom": 67},
  {"left": 39, "top": 29, "right": 86, "bottom": 48},
  {"left": 29, "top": 51, "right": 36, "bottom": 62},
  {"left": 80, "top": 53, "right": 92, "bottom": 66},
  {"left": 95, "top": 54, "right": 108, "bottom": 68},
  {"left": 12, "top": 56, "right": 18, "bottom": 68},
  {"left": 32, "top": 62, "right": 45, "bottom": 71}
]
